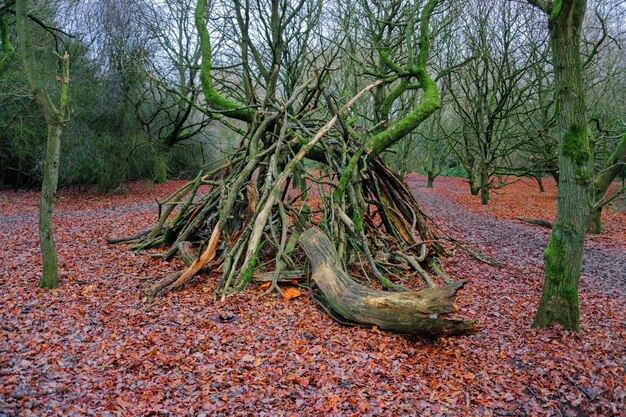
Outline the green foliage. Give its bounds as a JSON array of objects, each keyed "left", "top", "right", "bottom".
[
  {"left": 442, "top": 165, "right": 469, "bottom": 179},
  {"left": 0, "top": 14, "right": 212, "bottom": 191}
]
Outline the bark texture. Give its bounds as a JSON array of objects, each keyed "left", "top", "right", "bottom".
[
  {"left": 299, "top": 228, "right": 477, "bottom": 337},
  {"left": 531, "top": 0, "right": 591, "bottom": 331},
  {"left": 587, "top": 133, "right": 626, "bottom": 233},
  {"left": 16, "top": 0, "right": 70, "bottom": 288}
]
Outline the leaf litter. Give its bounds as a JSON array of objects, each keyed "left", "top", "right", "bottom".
[{"left": 0, "top": 177, "right": 624, "bottom": 416}]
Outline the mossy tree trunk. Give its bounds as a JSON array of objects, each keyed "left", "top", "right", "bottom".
[
  {"left": 469, "top": 175, "right": 480, "bottom": 196},
  {"left": 16, "top": 0, "right": 70, "bottom": 289},
  {"left": 528, "top": 0, "right": 592, "bottom": 331},
  {"left": 424, "top": 121, "right": 442, "bottom": 189}
]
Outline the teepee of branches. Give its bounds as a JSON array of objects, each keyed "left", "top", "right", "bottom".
[{"left": 116, "top": 0, "right": 477, "bottom": 337}]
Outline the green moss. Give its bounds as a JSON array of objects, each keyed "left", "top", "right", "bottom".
[
  {"left": 1, "top": 13, "right": 12, "bottom": 54},
  {"left": 562, "top": 124, "right": 591, "bottom": 165},
  {"left": 366, "top": 70, "right": 439, "bottom": 160},
  {"left": 195, "top": 0, "right": 254, "bottom": 123},
  {"left": 550, "top": 0, "right": 563, "bottom": 21},
  {"left": 237, "top": 266, "right": 254, "bottom": 291},
  {"left": 562, "top": 124, "right": 593, "bottom": 185},
  {"left": 535, "top": 235, "right": 581, "bottom": 331},
  {"left": 379, "top": 50, "right": 405, "bottom": 74},
  {"left": 333, "top": 148, "right": 364, "bottom": 201},
  {"left": 560, "top": 286, "right": 579, "bottom": 305},
  {"left": 379, "top": 81, "right": 408, "bottom": 119},
  {"left": 550, "top": 0, "right": 586, "bottom": 27},
  {"left": 0, "top": 13, "right": 14, "bottom": 75},
  {"left": 352, "top": 208, "right": 364, "bottom": 234},
  {"left": 236, "top": 242, "right": 263, "bottom": 291},
  {"left": 543, "top": 238, "right": 565, "bottom": 280}
]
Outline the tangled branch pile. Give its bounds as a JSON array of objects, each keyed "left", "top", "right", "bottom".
[{"left": 114, "top": 0, "right": 478, "bottom": 336}]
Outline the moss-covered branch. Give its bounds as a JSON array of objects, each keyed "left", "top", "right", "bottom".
[
  {"left": 416, "top": 0, "right": 439, "bottom": 69},
  {"left": 366, "top": 69, "right": 439, "bottom": 161},
  {"left": 587, "top": 132, "right": 626, "bottom": 232},
  {"left": 195, "top": 0, "right": 255, "bottom": 123},
  {"left": 364, "top": 0, "right": 441, "bottom": 161},
  {"left": 378, "top": 80, "right": 408, "bottom": 122},
  {"left": 590, "top": 132, "right": 626, "bottom": 206}
]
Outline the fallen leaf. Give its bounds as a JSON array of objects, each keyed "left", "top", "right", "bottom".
[{"left": 282, "top": 287, "right": 302, "bottom": 301}]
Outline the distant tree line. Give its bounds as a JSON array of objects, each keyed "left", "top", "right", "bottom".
[
  {"left": 0, "top": 0, "right": 231, "bottom": 191},
  {"left": 385, "top": 0, "right": 624, "bottom": 210}
]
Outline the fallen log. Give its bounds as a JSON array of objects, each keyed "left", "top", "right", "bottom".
[
  {"left": 252, "top": 270, "right": 305, "bottom": 283},
  {"left": 299, "top": 228, "right": 478, "bottom": 337},
  {"left": 516, "top": 217, "right": 553, "bottom": 229}
]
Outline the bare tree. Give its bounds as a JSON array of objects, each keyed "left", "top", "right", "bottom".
[
  {"left": 15, "top": 0, "right": 70, "bottom": 288},
  {"left": 447, "top": 0, "right": 545, "bottom": 204}
]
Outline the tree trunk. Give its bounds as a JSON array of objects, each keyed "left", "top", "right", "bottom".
[
  {"left": 468, "top": 170, "right": 480, "bottom": 195},
  {"left": 535, "top": 176, "right": 545, "bottom": 193},
  {"left": 531, "top": 0, "right": 591, "bottom": 331},
  {"left": 299, "top": 228, "right": 477, "bottom": 337},
  {"left": 16, "top": 0, "right": 70, "bottom": 289},
  {"left": 480, "top": 162, "right": 489, "bottom": 205},
  {"left": 586, "top": 208, "right": 602, "bottom": 234},
  {"left": 38, "top": 124, "right": 63, "bottom": 288},
  {"left": 586, "top": 133, "right": 626, "bottom": 234},
  {"left": 425, "top": 149, "right": 438, "bottom": 188},
  {"left": 550, "top": 169, "right": 560, "bottom": 185}
]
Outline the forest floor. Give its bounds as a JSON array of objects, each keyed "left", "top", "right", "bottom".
[{"left": 1, "top": 177, "right": 624, "bottom": 417}]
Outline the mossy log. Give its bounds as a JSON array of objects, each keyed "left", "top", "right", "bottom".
[{"left": 299, "top": 228, "right": 478, "bottom": 337}]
